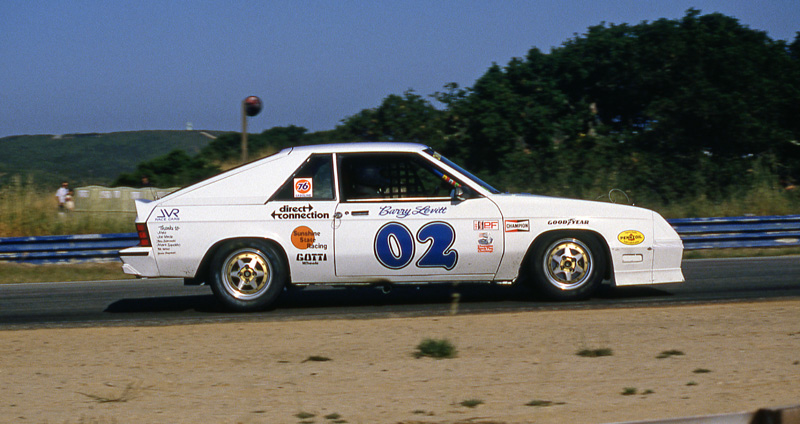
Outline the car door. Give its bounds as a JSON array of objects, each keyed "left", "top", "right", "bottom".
[
  {"left": 268, "top": 153, "right": 337, "bottom": 283},
  {"left": 333, "top": 152, "right": 504, "bottom": 280}
]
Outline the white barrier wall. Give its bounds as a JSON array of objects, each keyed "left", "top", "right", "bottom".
[{"left": 74, "top": 186, "right": 178, "bottom": 212}]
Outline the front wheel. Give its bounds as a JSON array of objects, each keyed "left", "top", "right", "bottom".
[
  {"left": 209, "top": 240, "right": 287, "bottom": 311},
  {"left": 530, "top": 233, "right": 605, "bottom": 301}
]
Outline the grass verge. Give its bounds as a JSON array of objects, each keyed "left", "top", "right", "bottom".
[{"left": 0, "top": 262, "right": 134, "bottom": 284}]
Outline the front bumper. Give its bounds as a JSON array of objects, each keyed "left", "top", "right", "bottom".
[{"left": 651, "top": 238, "right": 685, "bottom": 284}]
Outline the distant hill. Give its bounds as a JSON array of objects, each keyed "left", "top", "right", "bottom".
[{"left": 0, "top": 130, "right": 223, "bottom": 187}]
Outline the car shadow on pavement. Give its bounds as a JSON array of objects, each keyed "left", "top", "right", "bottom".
[
  {"left": 103, "top": 282, "right": 674, "bottom": 316},
  {"left": 104, "top": 294, "right": 222, "bottom": 314}
]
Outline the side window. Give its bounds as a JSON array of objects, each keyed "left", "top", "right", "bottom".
[
  {"left": 273, "top": 154, "right": 335, "bottom": 200},
  {"left": 339, "top": 153, "right": 460, "bottom": 201}
]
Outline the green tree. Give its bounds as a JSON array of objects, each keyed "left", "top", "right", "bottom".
[
  {"left": 199, "top": 125, "right": 310, "bottom": 163},
  {"left": 436, "top": 8, "right": 800, "bottom": 200},
  {"left": 113, "top": 149, "right": 220, "bottom": 187},
  {"left": 337, "top": 90, "right": 444, "bottom": 147}
]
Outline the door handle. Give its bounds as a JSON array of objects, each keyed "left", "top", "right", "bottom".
[
  {"left": 332, "top": 211, "right": 342, "bottom": 230},
  {"left": 352, "top": 210, "right": 369, "bottom": 216}
]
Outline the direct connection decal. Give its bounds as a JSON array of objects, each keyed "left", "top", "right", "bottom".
[{"left": 271, "top": 204, "right": 330, "bottom": 220}]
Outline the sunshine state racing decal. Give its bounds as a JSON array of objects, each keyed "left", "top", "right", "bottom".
[{"left": 271, "top": 204, "right": 330, "bottom": 220}]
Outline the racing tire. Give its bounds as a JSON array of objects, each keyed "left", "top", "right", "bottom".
[
  {"left": 209, "top": 240, "right": 287, "bottom": 312},
  {"left": 530, "top": 232, "right": 605, "bottom": 301}
]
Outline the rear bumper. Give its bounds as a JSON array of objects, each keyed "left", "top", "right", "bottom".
[{"left": 119, "top": 246, "right": 159, "bottom": 277}]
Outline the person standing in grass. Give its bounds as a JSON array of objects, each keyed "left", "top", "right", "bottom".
[{"left": 55, "top": 181, "right": 69, "bottom": 212}]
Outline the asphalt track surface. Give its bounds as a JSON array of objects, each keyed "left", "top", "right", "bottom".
[{"left": 0, "top": 256, "right": 798, "bottom": 329}]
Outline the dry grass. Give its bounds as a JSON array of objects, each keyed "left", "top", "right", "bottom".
[{"left": 0, "top": 177, "right": 133, "bottom": 237}]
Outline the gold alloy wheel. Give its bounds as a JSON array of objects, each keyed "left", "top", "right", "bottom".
[
  {"left": 542, "top": 238, "right": 594, "bottom": 291},
  {"left": 221, "top": 248, "right": 273, "bottom": 300}
]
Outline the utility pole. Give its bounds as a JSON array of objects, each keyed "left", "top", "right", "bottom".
[{"left": 241, "top": 96, "right": 262, "bottom": 163}]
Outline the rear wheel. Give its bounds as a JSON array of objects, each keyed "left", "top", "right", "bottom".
[
  {"left": 530, "top": 233, "right": 605, "bottom": 300},
  {"left": 209, "top": 240, "right": 287, "bottom": 311}
]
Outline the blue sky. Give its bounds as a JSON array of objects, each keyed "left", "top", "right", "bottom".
[{"left": 1, "top": 0, "right": 798, "bottom": 138}]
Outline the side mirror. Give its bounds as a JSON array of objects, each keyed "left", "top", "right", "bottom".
[{"left": 450, "top": 187, "right": 466, "bottom": 202}]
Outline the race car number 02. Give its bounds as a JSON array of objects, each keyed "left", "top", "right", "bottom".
[{"left": 374, "top": 222, "right": 458, "bottom": 270}]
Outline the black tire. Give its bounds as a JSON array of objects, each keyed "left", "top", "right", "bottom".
[
  {"left": 529, "top": 232, "right": 605, "bottom": 301},
  {"left": 209, "top": 240, "right": 287, "bottom": 312}
]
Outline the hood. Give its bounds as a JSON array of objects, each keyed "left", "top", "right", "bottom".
[{"left": 488, "top": 193, "right": 654, "bottom": 221}]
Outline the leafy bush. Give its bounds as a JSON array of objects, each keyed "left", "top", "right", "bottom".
[{"left": 415, "top": 338, "right": 457, "bottom": 359}]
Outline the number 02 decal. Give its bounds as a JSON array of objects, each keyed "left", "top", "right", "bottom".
[{"left": 374, "top": 222, "right": 458, "bottom": 270}]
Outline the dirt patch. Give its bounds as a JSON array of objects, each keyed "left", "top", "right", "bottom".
[{"left": 1, "top": 300, "right": 799, "bottom": 424}]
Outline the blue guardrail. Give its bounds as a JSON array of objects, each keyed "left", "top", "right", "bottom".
[
  {"left": 670, "top": 214, "right": 800, "bottom": 250},
  {"left": 0, "top": 233, "right": 139, "bottom": 264},
  {"left": 0, "top": 215, "right": 798, "bottom": 264}
]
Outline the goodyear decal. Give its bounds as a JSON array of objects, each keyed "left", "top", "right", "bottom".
[
  {"left": 547, "top": 218, "right": 589, "bottom": 225},
  {"left": 618, "top": 230, "right": 645, "bottom": 245}
]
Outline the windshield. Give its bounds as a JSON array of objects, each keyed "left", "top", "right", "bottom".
[{"left": 423, "top": 148, "right": 501, "bottom": 194}]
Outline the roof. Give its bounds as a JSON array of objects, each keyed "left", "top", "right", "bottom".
[{"left": 281, "top": 141, "right": 430, "bottom": 155}]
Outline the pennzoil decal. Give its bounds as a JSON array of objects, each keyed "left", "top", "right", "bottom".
[
  {"left": 504, "top": 219, "right": 530, "bottom": 232},
  {"left": 618, "top": 230, "right": 645, "bottom": 245}
]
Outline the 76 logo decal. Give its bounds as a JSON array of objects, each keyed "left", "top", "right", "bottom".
[{"left": 293, "top": 178, "right": 313, "bottom": 198}]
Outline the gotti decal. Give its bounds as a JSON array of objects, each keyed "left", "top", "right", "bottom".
[{"left": 296, "top": 253, "right": 327, "bottom": 265}]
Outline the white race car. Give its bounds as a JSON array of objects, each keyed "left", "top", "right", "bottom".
[{"left": 120, "top": 142, "right": 684, "bottom": 311}]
